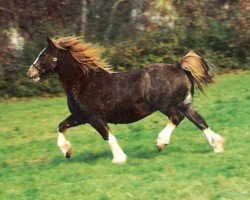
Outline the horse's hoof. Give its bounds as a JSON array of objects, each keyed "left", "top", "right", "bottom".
[
  {"left": 65, "top": 148, "right": 72, "bottom": 159},
  {"left": 112, "top": 154, "right": 127, "bottom": 165},
  {"left": 214, "top": 148, "right": 224, "bottom": 153},
  {"left": 112, "top": 159, "right": 126, "bottom": 165},
  {"left": 213, "top": 137, "right": 225, "bottom": 153},
  {"left": 157, "top": 143, "right": 167, "bottom": 152}
]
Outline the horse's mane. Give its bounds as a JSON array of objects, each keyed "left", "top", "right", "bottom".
[{"left": 53, "top": 36, "right": 111, "bottom": 74}]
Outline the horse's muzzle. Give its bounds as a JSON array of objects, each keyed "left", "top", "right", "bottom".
[{"left": 27, "top": 65, "right": 41, "bottom": 82}]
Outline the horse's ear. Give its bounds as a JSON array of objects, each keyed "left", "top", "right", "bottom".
[{"left": 47, "top": 36, "right": 56, "bottom": 49}]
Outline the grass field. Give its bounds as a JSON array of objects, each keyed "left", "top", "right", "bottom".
[{"left": 0, "top": 72, "right": 249, "bottom": 200}]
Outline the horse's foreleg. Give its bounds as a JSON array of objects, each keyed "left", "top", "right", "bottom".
[
  {"left": 156, "top": 121, "right": 176, "bottom": 151},
  {"left": 157, "top": 107, "right": 185, "bottom": 151},
  {"left": 179, "top": 104, "right": 224, "bottom": 153},
  {"left": 89, "top": 118, "right": 127, "bottom": 164},
  {"left": 107, "top": 132, "right": 127, "bottom": 164},
  {"left": 58, "top": 114, "right": 83, "bottom": 158}
]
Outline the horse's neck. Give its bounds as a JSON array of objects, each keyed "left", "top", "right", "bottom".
[
  {"left": 57, "top": 58, "right": 86, "bottom": 99},
  {"left": 57, "top": 52, "right": 110, "bottom": 102},
  {"left": 57, "top": 64, "right": 102, "bottom": 101}
]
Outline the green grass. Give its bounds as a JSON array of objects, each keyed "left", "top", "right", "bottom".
[{"left": 0, "top": 72, "right": 249, "bottom": 200}]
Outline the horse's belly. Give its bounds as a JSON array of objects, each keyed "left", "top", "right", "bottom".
[{"left": 105, "top": 104, "right": 154, "bottom": 124}]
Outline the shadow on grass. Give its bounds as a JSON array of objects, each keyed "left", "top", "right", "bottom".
[
  {"left": 49, "top": 150, "right": 110, "bottom": 165},
  {"left": 47, "top": 147, "right": 184, "bottom": 166},
  {"left": 129, "top": 145, "right": 211, "bottom": 159},
  {"left": 0, "top": 151, "right": 111, "bottom": 169},
  {"left": 2, "top": 145, "right": 212, "bottom": 169}
]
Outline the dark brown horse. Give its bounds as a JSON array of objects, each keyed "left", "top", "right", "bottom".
[{"left": 28, "top": 37, "right": 224, "bottom": 164}]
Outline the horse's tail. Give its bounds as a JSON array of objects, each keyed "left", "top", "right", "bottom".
[{"left": 179, "top": 51, "right": 215, "bottom": 93}]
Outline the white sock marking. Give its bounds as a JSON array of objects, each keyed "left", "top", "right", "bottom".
[
  {"left": 107, "top": 133, "right": 127, "bottom": 164},
  {"left": 57, "top": 132, "right": 71, "bottom": 157},
  {"left": 156, "top": 122, "right": 176, "bottom": 147},
  {"left": 203, "top": 128, "right": 224, "bottom": 153}
]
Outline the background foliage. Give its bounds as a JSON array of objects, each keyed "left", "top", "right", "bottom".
[{"left": 0, "top": 0, "right": 249, "bottom": 98}]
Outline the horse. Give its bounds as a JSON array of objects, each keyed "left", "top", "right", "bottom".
[{"left": 27, "top": 36, "right": 224, "bottom": 164}]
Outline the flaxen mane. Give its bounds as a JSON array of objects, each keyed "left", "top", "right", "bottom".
[{"left": 53, "top": 36, "right": 111, "bottom": 74}]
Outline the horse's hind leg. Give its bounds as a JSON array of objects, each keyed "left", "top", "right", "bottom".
[
  {"left": 179, "top": 104, "right": 224, "bottom": 153},
  {"left": 156, "top": 107, "right": 185, "bottom": 151}
]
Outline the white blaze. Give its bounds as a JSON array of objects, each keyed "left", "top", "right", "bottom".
[{"left": 33, "top": 48, "right": 46, "bottom": 65}]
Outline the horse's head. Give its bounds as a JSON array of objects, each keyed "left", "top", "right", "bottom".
[{"left": 28, "top": 37, "right": 59, "bottom": 82}]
